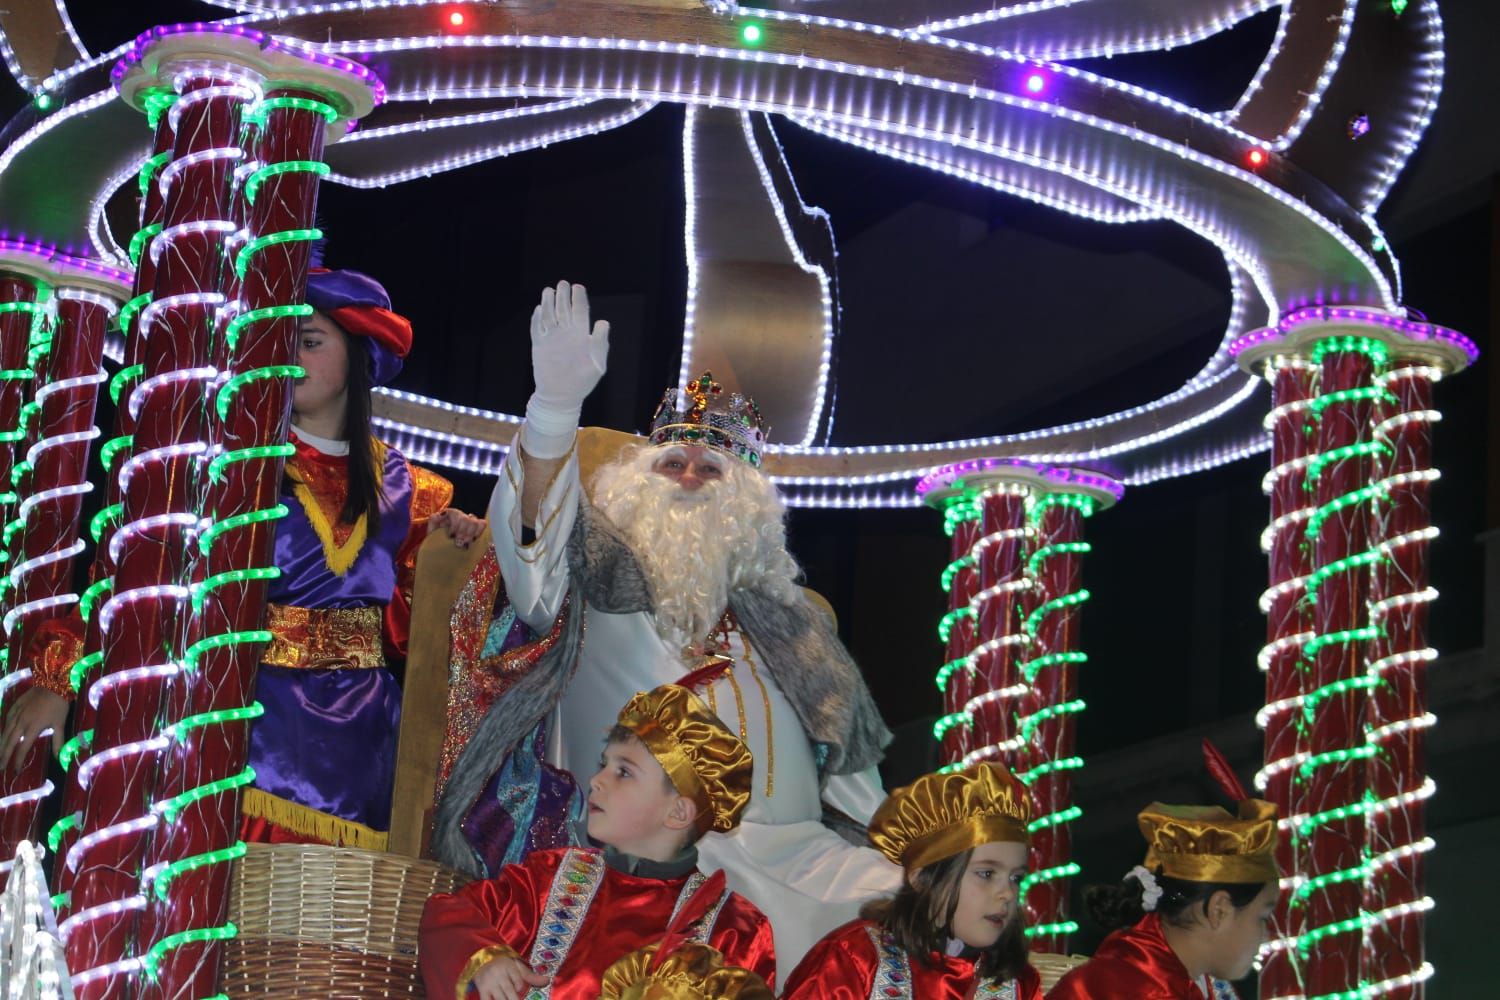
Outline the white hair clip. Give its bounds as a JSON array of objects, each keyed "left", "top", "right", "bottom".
[{"left": 1129, "top": 865, "right": 1164, "bottom": 912}]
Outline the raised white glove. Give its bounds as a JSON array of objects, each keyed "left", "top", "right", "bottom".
[{"left": 521, "top": 280, "right": 610, "bottom": 458}]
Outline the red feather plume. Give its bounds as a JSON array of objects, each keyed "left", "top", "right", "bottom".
[{"left": 1202, "top": 738, "right": 1249, "bottom": 803}]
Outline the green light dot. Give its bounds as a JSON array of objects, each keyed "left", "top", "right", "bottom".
[
  {"left": 110, "top": 364, "right": 145, "bottom": 405},
  {"left": 69, "top": 650, "right": 104, "bottom": 694},
  {"left": 47, "top": 813, "right": 81, "bottom": 853},
  {"left": 207, "top": 443, "right": 295, "bottom": 484},
  {"left": 34, "top": 93, "right": 53, "bottom": 112},
  {"left": 741, "top": 23, "right": 764, "bottom": 45}
]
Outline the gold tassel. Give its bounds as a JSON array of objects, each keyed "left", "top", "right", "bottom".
[{"left": 241, "top": 787, "right": 389, "bottom": 852}]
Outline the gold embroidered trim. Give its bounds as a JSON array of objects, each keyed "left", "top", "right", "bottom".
[
  {"left": 509, "top": 441, "right": 577, "bottom": 564},
  {"left": 742, "top": 635, "right": 775, "bottom": 798},
  {"left": 263, "top": 604, "right": 384, "bottom": 670}
]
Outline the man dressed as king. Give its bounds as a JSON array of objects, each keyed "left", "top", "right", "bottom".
[{"left": 433, "top": 281, "right": 901, "bottom": 978}]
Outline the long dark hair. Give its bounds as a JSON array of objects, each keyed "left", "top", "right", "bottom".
[
  {"left": 285, "top": 327, "right": 384, "bottom": 531},
  {"left": 859, "top": 848, "right": 1029, "bottom": 984},
  {"left": 339, "top": 337, "right": 382, "bottom": 531},
  {"left": 1084, "top": 870, "right": 1269, "bottom": 931}
]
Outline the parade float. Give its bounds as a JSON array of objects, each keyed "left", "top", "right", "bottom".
[{"left": 0, "top": 1, "right": 1471, "bottom": 997}]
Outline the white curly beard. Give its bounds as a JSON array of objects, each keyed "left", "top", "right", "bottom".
[{"left": 592, "top": 444, "right": 801, "bottom": 649}]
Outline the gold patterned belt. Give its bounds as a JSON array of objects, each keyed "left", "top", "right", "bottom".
[{"left": 262, "top": 604, "right": 385, "bottom": 670}]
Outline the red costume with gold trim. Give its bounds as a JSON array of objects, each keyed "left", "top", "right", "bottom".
[
  {"left": 419, "top": 846, "right": 775, "bottom": 1000},
  {"left": 1048, "top": 914, "right": 1221, "bottom": 999},
  {"left": 780, "top": 919, "right": 1042, "bottom": 1000}
]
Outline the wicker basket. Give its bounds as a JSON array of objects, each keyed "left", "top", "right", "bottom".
[
  {"left": 222, "top": 842, "right": 472, "bottom": 997},
  {"left": 1029, "top": 951, "right": 1089, "bottom": 991}
]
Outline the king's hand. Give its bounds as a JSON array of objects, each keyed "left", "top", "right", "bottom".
[{"left": 522, "top": 280, "right": 611, "bottom": 459}]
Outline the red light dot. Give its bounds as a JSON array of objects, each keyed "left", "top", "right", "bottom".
[
  {"left": 449, "top": 11, "right": 465, "bottom": 27},
  {"left": 1248, "top": 148, "right": 1267, "bottom": 166}
]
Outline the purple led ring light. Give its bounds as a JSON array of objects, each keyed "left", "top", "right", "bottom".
[
  {"left": 915, "top": 456, "right": 1125, "bottom": 502},
  {"left": 111, "top": 22, "right": 386, "bottom": 108},
  {"left": 1227, "top": 306, "right": 1477, "bottom": 364},
  {"left": 0, "top": 238, "right": 132, "bottom": 285}
]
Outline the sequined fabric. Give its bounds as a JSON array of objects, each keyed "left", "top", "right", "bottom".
[
  {"left": 436, "top": 546, "right": 567, "bottom": 796},
  {"left": 262, "top": 604, "right": 385, "bottom": 670}
]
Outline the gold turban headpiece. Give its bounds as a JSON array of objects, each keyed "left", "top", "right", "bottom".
[
  {"left": 868, "top": 763, "right": 1032, "bottom": 872},
  {"left": 599, "top": 942, "right": 773, "bottom": 1000},
  {"left": 616, "top": 685, "right": 753, "bottom": 834},
  {"left": 1138, "top": 799, "right": 1279, "bottom": 884}
]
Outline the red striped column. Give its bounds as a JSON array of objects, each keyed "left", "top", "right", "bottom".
[
  {"left": 919, "top": 461, "right": 1120, "bottom": 954},
  {"left": 1020, "top": 471, "right": 1119, "bottom": 953},
  {"left": 0, "top": 254, "right": 123, "bottom": 865},
  {"left": 1250, "top": 354, "right": 1319, "bottom": 995},
  {"left": 59, "top": 41, "right": 263, "bottom": 999},
  {"left": 135, "top": 63, "right": 377, "bottom": 996},
  {"left": 1232, "top": 309, "right": 1475, "bottom": 1000}
]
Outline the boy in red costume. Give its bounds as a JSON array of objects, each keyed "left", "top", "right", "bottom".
[{"left": 420, "top": 684, "right": 775, "bottom": 999}]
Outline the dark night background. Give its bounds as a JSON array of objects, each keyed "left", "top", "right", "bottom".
[{"left": 4, "top": 2, "right": 1496, "bottom": 988}]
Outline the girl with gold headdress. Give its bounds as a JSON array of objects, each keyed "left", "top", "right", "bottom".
[
  {"left": 781, "top": 763, "right": 1044, "bottom": 999},
  {"left": 1047, "top": 799, "right": 1279, "bottom": 998}
]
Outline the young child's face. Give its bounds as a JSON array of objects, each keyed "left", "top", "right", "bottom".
[
  {"left": 1206, "top": 881, "right": 1278, "bottom": 981},
  {"left": 587, "top": 738, "right": 685, "bottom": 855},
  {"left": 949, "top": 840, "right": 1029, "bottom": 950}
]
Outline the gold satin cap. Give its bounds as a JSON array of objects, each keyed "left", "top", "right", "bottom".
[
  {"left": 599, "top": 942, "right": 773, "bottom": 1000},
  {"left": 1138, "top": 799, "right": 1279, "bottom": 884},
  {"left": 616, "top": 684, "right": 753, "bottom": 834},
  {"left": 868, "top": 762, "right": 1032, "bottom": 871}
]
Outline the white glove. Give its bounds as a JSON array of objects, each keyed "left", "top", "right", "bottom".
[{"left": 520, "top": 280, "right": 610, "bottom": 458}]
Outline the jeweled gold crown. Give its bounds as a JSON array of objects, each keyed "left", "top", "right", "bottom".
[{"left": 648, "top": 372, "right": 767, "bottom": 468}]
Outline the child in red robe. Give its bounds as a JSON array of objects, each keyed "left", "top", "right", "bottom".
[
  {"left": 1048, "top": 799, "right": 1279, "bottom": 998},
  {"left": 419, "top": 683, "right": 775, "bottom": 999},
  {"left": 781, "top": 762, "right": 1044, "bottom": 1000}
]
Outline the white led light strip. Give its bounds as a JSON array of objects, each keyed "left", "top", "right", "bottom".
[
  {"left": 0, "top": 88, "right": 115, "bottom": 178},
  {"left": 2, "top": 595, "right": 76, "bottom": 638},
  {"left": 342, "top": 96, "right": 598, "bottom": 142},
  {"left": 742, "top": 112, "right": 834, "bottom": 447},
  {"left": 320, "top": 30, "right": 1394, "bottom": 308},
  {"left": 789, "top": 115, "right": 1159, "bottom": 225},
  {"left": 328, "top": 100, "right": 654, "bottom": 188},
  {"left": 87, "top": 159, "right": 142, "bottom": 269},
  {"left": 58, "top": 894, "right": 147, "bottom": 943},
  {"left": 87, "top": 663, "right": 182, "bottom": 711},
  {"left": 1361, "top": 1, "right": 1445, "bottom": 211},
  {"left": 16, "top": 481, "right": 93, "bottom": 528}
]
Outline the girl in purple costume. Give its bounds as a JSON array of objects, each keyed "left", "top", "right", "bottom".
[{"left": 234, "top": 267, "right": 483, "bottom": 851}]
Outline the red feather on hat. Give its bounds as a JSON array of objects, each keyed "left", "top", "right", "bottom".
[{"left": 1202, "top": 738, "right": 1249, "bottom": 803}]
